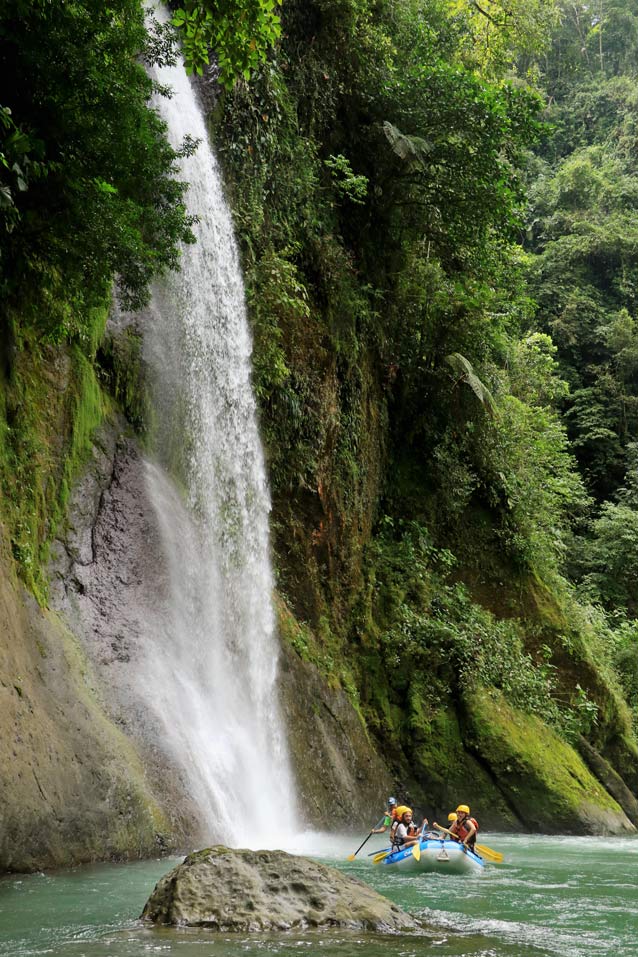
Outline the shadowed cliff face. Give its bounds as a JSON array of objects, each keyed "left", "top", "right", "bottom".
[
  {"left": 48, "top": 423, "right": 205, "bottom": 845},
  {"left": 0, "top": 526, "right": 168, "bottom": 873},
  {"left": 279, "top": 649, "right": 393, "bottom": 827}
]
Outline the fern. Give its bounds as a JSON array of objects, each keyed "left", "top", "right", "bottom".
[
  {"left": 382, "top": 121, "right": 432, "bottom": 169},
  {"left": 445, "top": 352, "right": 496, "bottom": 416}
]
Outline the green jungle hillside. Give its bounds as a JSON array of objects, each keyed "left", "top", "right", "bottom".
[{"left": 1, "top": 0, "right": 638, "bottom": 868}]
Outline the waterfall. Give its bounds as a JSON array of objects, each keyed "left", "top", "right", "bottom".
[{"left": 135, "top": 5, "right": 296, "bottom": 847}]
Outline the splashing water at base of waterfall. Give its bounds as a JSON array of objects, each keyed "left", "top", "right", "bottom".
[{"left": 136, "top": 3, "right": 296, "bottom": 848}]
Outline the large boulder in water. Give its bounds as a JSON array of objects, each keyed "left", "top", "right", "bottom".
[{"left": 141, "top": 846, "right": 418, "bottom": 932}]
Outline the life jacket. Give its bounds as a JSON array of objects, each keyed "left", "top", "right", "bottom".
[
  {"left": 450, "top": 817, "right": 478, "bottom": 842},
  {"left": 392, "top": 821, "right": 418, "bottom": 846}
]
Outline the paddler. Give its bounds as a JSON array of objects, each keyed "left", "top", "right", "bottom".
[
  {"left": 390, "top": 807, "right": 421, "bottom": 850},
  {"left": 448, "top": 804, "right": 478, "bottom": 850},
  {"left": 371, "top": 796, "right": 399, "bottom": 834}
]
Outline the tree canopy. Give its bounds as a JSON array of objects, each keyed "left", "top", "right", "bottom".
[{"left": 0, "top": 0, "right": 194, "bottom": 342}]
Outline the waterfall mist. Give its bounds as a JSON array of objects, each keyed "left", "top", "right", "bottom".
[{"left": 136, "top": 5, "right": 296, "bottom": 847}]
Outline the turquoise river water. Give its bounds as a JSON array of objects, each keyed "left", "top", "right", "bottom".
[{"left": 1, "top": 834, "right": 636, "bottom": 957}]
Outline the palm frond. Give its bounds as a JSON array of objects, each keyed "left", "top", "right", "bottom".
[
  {"left": 382, "top": 121, "right": 432, "bottom": 169},
  {"left": 446, "top": 352, "right": 496, "bottom": 416}
]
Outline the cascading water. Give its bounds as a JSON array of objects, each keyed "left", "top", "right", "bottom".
[{"left": 135, "top": 4, "right": 296, "bottom": 846}]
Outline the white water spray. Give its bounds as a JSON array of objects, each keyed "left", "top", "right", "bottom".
[{"left": 137, "top": 5, "right": 296, "bottom": 847}]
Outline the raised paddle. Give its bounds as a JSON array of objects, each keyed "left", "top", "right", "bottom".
[
  {"left": 432, "top": 822, "right": 504, "bottom": 863},
  {"left": 346, "top": 817, "right": 385, "bottom": 861}
]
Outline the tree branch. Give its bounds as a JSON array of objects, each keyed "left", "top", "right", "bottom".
[{"left": 472, "top": 0, "right": 499, "bottom": 25}]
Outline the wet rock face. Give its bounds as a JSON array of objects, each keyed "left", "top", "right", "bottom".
[
  {"left": 46, "top": 419, "right": 397, "bottom": 850},
  {"left": 142, "top": 846, "right": 418, "bottom": 932},
  {"left": 279, "top": 650, "right": 394, "bottom": 828},
  {"left": 47, "top": 423, "right": 206, "bottom": 844}
]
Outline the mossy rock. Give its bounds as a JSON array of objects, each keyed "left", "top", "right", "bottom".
[
  {"left": 0, "top": 536, "right": 171, "bottom": 872},
  {"left": 464, "top": 689, "right": 635, "bottom": 834},
  {"left": 409, "top": 703, "right": 519, "bottom": 829}
]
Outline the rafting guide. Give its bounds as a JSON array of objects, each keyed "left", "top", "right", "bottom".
[{"left": 371, "top": 796, "right": 399, "bottom": 834}]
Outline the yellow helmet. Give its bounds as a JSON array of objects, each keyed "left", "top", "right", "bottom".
[
  {"left": 456, "top": 804, "right": 470, "bottom": 814},
  {"left": 447, "top": 812, "right": 458, "bottom": 822},
  {"left": 394, "top": 805, "right": 410, "bottom": 819}
]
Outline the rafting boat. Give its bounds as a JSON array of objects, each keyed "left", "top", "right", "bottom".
[{"left": 379, "top": 837, "right": 485, "bottom": 874}]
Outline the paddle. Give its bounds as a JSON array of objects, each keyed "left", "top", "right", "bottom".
[
  {"left": 411, "top": 820, "right": 428, "bottom": 863},
  {"left": 346, "top": 817, "right": 385, "bottom": 861},
  {"left": 432, "top": 822, "right": 504, "bottom": 863},
  {"left": 372, "top": 848, "right": 392, "bottom": 864},
  {"left": 473, "top": 844, "right": 504, "bottom": 864}
]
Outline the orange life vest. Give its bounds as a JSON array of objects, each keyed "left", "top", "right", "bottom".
[{"left": 450, "top": 817, "right": 479, "bottom": 841}]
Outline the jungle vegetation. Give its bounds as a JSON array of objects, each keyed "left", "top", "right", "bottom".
[
  {"left": 212, "top": 0, "right": 638, "bottom": 756},
  {"left": 1, "top": 1, "right": 637, "bottom": 788}
]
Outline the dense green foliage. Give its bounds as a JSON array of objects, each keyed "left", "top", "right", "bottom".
[
  {"left": 522, "top": 2, "right": 638, "bottom": 720},
  {"left": 216, "top": 0, "right": 638, "bottom": 769},
  {"left": 173, "top": 0, "right": 282, "bottom": 83},
  {"left": 0, "top": 0, "right": 194, "bottom": 344},
  {"left": 528, "top": 3, "right": 638, "bottom": 502},
  {"left": 0, "top": 1, "right": 199, "bottom": 592}
]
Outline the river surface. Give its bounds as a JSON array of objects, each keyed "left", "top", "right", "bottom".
[{"left": 1, "top": 834, "right": 636, "bottom": 957}]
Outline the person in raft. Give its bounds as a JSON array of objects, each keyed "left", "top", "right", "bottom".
[
  {"left": 448, "top": 804, "right": 478, "bottom": 850},
  {"left": 371, "top": 796, "right": 399, "bottom": 834},
  {"left": 390, "top": 807, "right": 421, "bottom": 850}
]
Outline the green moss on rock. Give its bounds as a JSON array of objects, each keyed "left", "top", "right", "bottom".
[
  {"left": 0, "top": 303, "right": 109, "bottom": 601},
  {"left": 464, "top": 689, "right": 634, "bottom": 834}
]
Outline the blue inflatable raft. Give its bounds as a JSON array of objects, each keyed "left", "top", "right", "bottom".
[{"left": 378, "top": 837, "right": 485, "bottom": 874}]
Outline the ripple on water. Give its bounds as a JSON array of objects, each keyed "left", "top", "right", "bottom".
[
  {"left": 418, "top": 908, "right": 621, "bottom": 957},
  {"left": 2, "top": 835, "right": 638, "bottom": 957}
]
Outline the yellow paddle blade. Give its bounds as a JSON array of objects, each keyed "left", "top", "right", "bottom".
[
  {"left": 412, "top": 842, "right": 421, "bottom": 862},
  {"left": 476, "top": 843, "right": 504, "bottom": 863},
  {"left": 346, "top": 854, "right": 356, "bottom": 861},
  {"left": 372, "top": 850, "right": 390, "bottom": 864}
]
